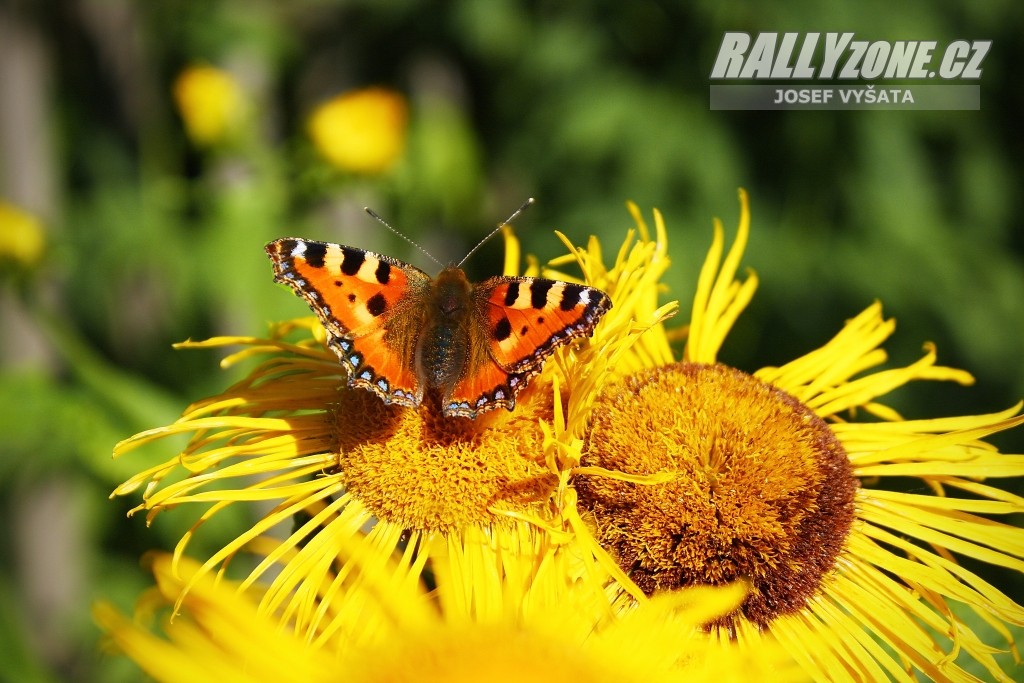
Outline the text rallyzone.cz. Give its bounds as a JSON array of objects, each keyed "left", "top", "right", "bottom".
[{"left": 711, "top": 33, "right": 990, "bottom": 80}]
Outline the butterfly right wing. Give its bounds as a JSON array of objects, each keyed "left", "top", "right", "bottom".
[
  {"left": 265, "top": 238, "right": 431, "bottom": 407},
  {"left": 474, "top": 276, "right": 611, "bottom": 373},
  {"left": 439, "top": 276, "right": 611, "bottom": 418}
]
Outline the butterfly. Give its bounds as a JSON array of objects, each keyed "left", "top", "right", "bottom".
[{"left": 265, "top": 228, "right": 611, "bottom": 419}]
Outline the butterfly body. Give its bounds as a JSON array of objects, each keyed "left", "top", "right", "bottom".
[
  {"left": 266, "top": 237, "right": 611, "bottom": 418},
  {"left": 416, "top": 267, "right": 475, "bottom": 395}
]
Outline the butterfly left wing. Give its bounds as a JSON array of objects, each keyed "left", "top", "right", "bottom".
[
  {"left": 265, "top": 238, "right": 431, "bottom": 407},
  {"left": 441, "top": 276, "right": 611, "bottom": 418}
]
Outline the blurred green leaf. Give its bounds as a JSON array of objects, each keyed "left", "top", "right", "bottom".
[{"left": 0, "top": 583, "right": 59, "bottom": 683}]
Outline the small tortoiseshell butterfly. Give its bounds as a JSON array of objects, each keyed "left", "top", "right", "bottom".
[{"left": 265, "top": 208, "right": 611, "bottom": 419}]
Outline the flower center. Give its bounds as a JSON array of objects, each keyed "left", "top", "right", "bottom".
[
  {"left": 331, "top": 387, "right": 557, "bottom": 532},
  {"left": 576, "top": 362, "right": 857, "bottom": 627}
]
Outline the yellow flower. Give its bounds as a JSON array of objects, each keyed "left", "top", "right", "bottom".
[
  {"left": 172, "top": 64, "right": 245, "bottom": 146},
  {"left": 112, "top": 226, "right": 640, "bottom": 635},
  {"left": 572, "top": 190, "right": 1024, "bottom": 682},
  {"left": 112, "top": 191, "right": 1022, "bottom": 680},
  {"left": 95, "top": 547, "right": 799, "bottom": 683},
  {"left": 308, "top": 87, "right": 407, "bottom": 174},
  {"left": 0, "top": 200, "right": 45, "bottom": 267}
]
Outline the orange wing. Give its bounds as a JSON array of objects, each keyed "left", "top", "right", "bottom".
[
  {"left": 442, "top": 357, "right": 530, "bottom": 419},
  {"left": 475, "top": 277, "right": 612, "bottom": 372},
  {"left": 441, "top": 276, "right": 611, "bottom": 418},
  {"left": 265, "top": 238, "right": 430, "bottom": 407}
]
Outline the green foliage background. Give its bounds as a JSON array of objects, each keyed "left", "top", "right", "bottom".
[{"left": 0, "top": 1, "right": 1021, "bottom": 680}]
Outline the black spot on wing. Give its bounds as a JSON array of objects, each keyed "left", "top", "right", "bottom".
[
  {"left": 560, "top": 283, "right": 585, "bottom": 311},
  {"left": 375, "top": 259, "right": 391, "bottom": 284},
  {"left": 504, "top": 281, "right": 520, "bottom": 307},
  {"left": 366, "top": 292, "right": 387, "bottom": 317},
  {"left": 340, "top": 247, "right": 365, "bottom": 276},
  {"left": 530, "top": 280, "right": 553, "bottom": 309},
  {"left": 494, "top": 317, "right": 512, "bottom": 341},
  {"left": 304, "top": 242, "right": 327, "bottom": 268}
]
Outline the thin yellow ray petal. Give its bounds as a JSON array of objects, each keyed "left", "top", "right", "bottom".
[
  {"left": 839, "top": 544, "right": 963, "bottom": 634},
  {"left": 686, "top": 192, "right": 754, "bottom": 364},
  {"left": 173, "top": 490, "right": 345, "bottom": 611},
  {"left": 706, "top": 190, "right": 751, "bottom": 322},
  {"left": 553, "top": 230, "right": 603, "bottom": 285},
  {"left": 172, "top": 334, "right": 307, "bottom": 352},
  {"left": 858, "top": 499, "right": 1024, "bottom": 569},
  {"left": 586, "top": 231, "right": 607, "bottom": 277},
  {"left": 173, "top": 434, "right": 333, "bottom": 474},
  {"left": 113, "top": 461, "right": 185, "bottom": 497},
  {"left": 686, "top": 218, "right": 725, "bottom": 363},
  {"left": 544, "top": 254, "right": 580, "bottom": 269},
  {"left": 848, "top": 444, "right": 987, "bottom": 467},
  {"left": 941, "top": 478, "right": 1024, "bottom": 505},
  {"left": 704, "top": 272, "right": 758, "bottom": 360},
  {"left": 177, "top": 391, "right": 334, "bottom": 422},
  {"left": 563, "top": 489, "right": 646, "bottom": 602},
  {"left": 827, "top": 566, "right": 975, "bottom": 682},
  {"left": 864, "top": 413, "right": 1024, "bottom": 463},
  {"left": 845, "top": 439, "right": 997, "bottom": 467},
  {"left": 855, "top": 457, "right": 1024, "bottom": 479},
  {"left": 489, "top": 507, "right": 573, "bottom": 542},
  {"left": 626, "top": 200, "right": 648, "bottom": 238},
  {"left": 852, "top": 556, "right": 1015, "bottom": 682},
  {"left": 501, "top": 225, "right": 521, "bottom": 276},
  {"left": 243, "top": 492, "right": 351, "bottom": 598},
  {"left": 217, "top": 343, "right": 330, "bottom": 367},
  {"left": 305, "top": 522, "right": 421, "bottom": 645},
  {"left": 859, "top": 401, "right": 905, "bottom": 421},
  {"left": 963, "top": 601, "right": 1021, "bottom": 664},
  {"left": 865, "top": 488, "right": 1024, "bottom": 515},
  {"left": 144, "top": 458, "right": 333, "bottom": 508},
  {"left": 771, "top": 610, "right": 864, "bottom": 683},
  {"left": 114, "top": 416, "right": 318, "bottom": 456},
  {"left": 810, "top": 592, "right": 915, "bottom": 682},
  {"left": 856, "top": 523, "right": 1024, "bottom": 624},
  {"left": 833, "top": 402, "right": 1023, "bottom": 436},
  {"left": 571, "top": 466, "right": 677, "bottom": 485},
  {"left": 756, "top": 302, "right": 891, "bottom": 394},
  {"left": 809, "top": 345, "right": 973, "bottom": 417}
]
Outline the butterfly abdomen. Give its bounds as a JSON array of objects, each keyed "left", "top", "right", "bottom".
[{"left": 416, "top": 268, "right": 475, "bottom": 393}]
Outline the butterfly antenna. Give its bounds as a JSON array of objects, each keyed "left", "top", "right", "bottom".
[
  {"left": 457, "top": 197, "right": 535, "bottom": 268},
  {"left": 364, "top": 208, "right": 444, "bottom": 269}
]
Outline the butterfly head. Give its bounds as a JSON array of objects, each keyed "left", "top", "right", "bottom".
[{"left": 433, "top": 267, "right": 473, "bottom": 316}]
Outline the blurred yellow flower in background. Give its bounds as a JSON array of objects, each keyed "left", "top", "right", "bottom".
[
  {"left": 0, "top": 200, "right": 45, "bottom": 267},
  {"left": 308, "top": 87, "right": 408, "bottom": 174},
  {"left": 95, "top": 548, "right": 800, "bottom": 683},
  {"left": 172, "top": 64, "right": 246, "bottom": 147}
]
